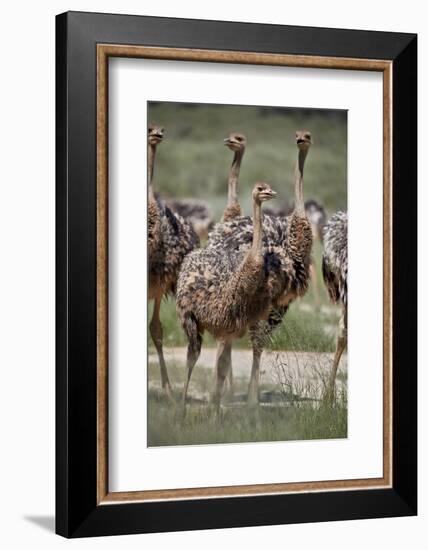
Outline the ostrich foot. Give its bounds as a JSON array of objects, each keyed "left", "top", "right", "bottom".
[
  {"left": 207, "top": 402, "right": 224, "bottom": 426},
  {"left": 178, "top": 404, "right": 187, "bottom": 425},
  {"left": 223, "top": 383, "right": 234, "bottom": 403},
  {"left": 162, "top": 381, "right": 175, "bottom": 404},
  {"left": 322, "top": 382, "right": 336, "bottom": 404},
  {"left": 246, "top": 391, "right": 260, "bottom": 408},
  {"left": 246, "top": 376, "right": 260, "bottom": 408}
]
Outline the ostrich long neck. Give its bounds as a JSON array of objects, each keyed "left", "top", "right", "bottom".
[
  {"left": 294, "top": 148, "right": 308, "bottom": 216},
  {"left": 148, "top": 143, "right": 157, "bottom": 200},
  {"left": 147, "top": 141, "right": 161, "bottom": 260},
  {"left": 228, "top": 150, "right": 244, "bottom": 206},
  {"left": 224, "top": 196, "right": 265, "bottom": 303},
  {"left": 249, "top": 198, "right": 263, "bottom": 261}
]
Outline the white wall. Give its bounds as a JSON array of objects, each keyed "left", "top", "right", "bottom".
[{"left": 0, "top": 1, "right": 424, "bottom": 548}]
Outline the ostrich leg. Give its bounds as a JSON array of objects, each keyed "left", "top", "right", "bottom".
[
  {"left": 211, "top": 339, "right": 232, "bottom": 416},
  {"left": 247, "top": 348, "right": 263, "bottom": 407},
  {"left": 247, "top": 322, "right": 264, "bottom": 406},
  {"left": 326, "top": 307, "right": 347, "bottom": 400},
  {"left": 149, "top": 295, "right": 173, "bottom": 399},
  {"left": 182, "top": 326, "right": 202, "bottom": 415},
  {"left": 247, "top": 306, "right": 288, "bottom": 406},
  {"left": 224, "top": 347, "right": 234, "bottom": 400}
]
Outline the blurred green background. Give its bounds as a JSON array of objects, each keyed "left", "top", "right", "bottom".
[{"left": 148, "top": 101, "right": 347, "bottom": 218}]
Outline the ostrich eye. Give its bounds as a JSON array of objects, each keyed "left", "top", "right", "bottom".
[{"left": 305, "top": 133, "right": 311, "bottom": 139}]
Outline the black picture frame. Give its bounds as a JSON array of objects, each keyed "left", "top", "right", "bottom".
[{"left": 56, "top": 10, "right": 417, "bottom": 538}]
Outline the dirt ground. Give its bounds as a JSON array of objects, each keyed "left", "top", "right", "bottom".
[{"left": 149, "top": 347, "right": 347, "bottom": 403}]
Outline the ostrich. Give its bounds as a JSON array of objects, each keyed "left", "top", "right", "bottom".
[
  {"left": 207, "top": 130, "right": 313, "bottom": 406},
  {"left": 147, "top": 123, "right": 199, "bottom": 399},
  {"left": 322, "top": 211, "right": 348, "bottom": 399},
  {"left": 222, "top": 131, "right": 247, "bottom": 395},
  {"left": 164, "top": 198, "right": 214, "bottom": 241},
  {"left": 148, "top": 123, "right": 164, "bottom": 259},
  {"left": 247, "top": 130, "right": 313, "bottom": 404},
  {"left": 176, "top": 182, "right": 277, "bottom": 415},
  {"left": 222, "top": 132, "right": 247, "bottom": 221}
]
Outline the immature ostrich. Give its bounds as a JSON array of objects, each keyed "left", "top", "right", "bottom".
[
  {"left": 148, "top": 123, "right": 199, "bottom": 398},
  {"left": 221, "top": 132, "right": 247, "bottom": 394},
  {"left": 247, "top": 130, "right": 313, "bottom": 404},
  {"left": 222, "top": 132, "right": 247, "bottom": 221},
  {"left": 207, "top": 130, "right": 313, "bottom": 406},
  {"left": 176, "top": 182, "right": 277, "bottom": 414},
  {"left": 148, "top": 124, "right": 164, "bottom": 259},
  {"left": 322, "top": 211, "right": 348, "bottom": 398}
]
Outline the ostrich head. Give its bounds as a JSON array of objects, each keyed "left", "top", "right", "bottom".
[
  {"left": 148, "top": 123, "right": 164, "bottom": 145},
  {"left": 252, "top": 182, "right": 277, "bottom": 204},
  {"left": 224, "top": 132, "right": 247, "bottom": 152},
  {"left": 295, "top": 130, "right": 312, "bottom": 151}
]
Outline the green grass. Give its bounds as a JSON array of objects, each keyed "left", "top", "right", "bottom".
[
  {"left": 148, "top": 398, "right": 347, "bottom": 447},
  {"left": 147, "top": 360, "right": 347, "bottom": 447}
]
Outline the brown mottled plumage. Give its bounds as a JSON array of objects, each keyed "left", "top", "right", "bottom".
[
  {"left": 176, "top": 182, "right": 279, "bottom": 414},
  {"left": 149, "top": 204, "right": 199, "bottom": 298},
  {"left": 322, "top": 211, "right": 348, "bottom": 398},
  {"left": 223, "top": 203, "right": 242, "bottom": 222},
  {"left": 222, "top": 132, "right": 246, "bottom": 222},
  {"left": 147, "top": 123, "right": 199, "bottom": 398},
  {"left": 262, "top": 198, "right": 326, "bottom": 305},
  {"left": 322, "top": 212, "right": 347, "bottom": 306}
]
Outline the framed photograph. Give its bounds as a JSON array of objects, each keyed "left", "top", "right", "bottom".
[{"left": 56, "top": 11, "right": 417, "bottom": 538}]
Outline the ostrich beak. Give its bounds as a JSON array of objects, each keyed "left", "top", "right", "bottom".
[{"left": 261, "top": 189, "right": 277, "bottom": 200}]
